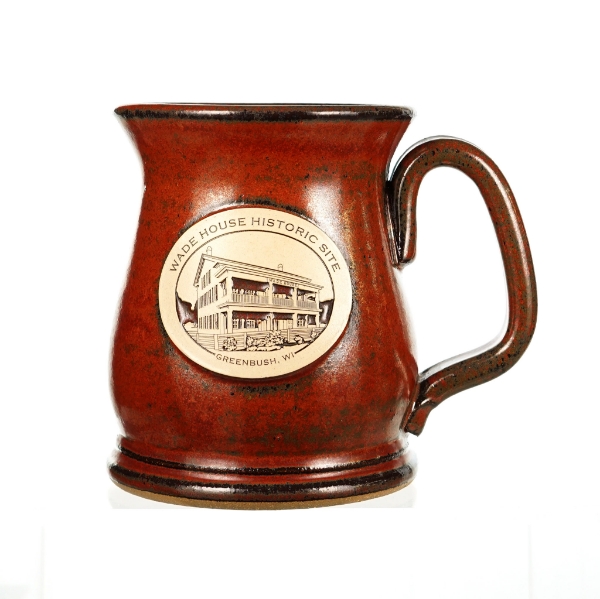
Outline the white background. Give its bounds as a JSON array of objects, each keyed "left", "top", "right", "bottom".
[{"left": 1, "top": 0, "right": 598, "bottom": 597}]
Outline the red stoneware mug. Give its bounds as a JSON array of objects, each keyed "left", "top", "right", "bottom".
[{"left": 109, "top": 104, "right": 537, "bottom": 507}]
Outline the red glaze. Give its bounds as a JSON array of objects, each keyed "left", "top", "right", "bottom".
[{"left": 109, "top": 105, "right": 536, "bottom": 506}]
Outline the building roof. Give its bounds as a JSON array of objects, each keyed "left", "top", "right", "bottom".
[{"left": 194, "top": 254, "right": 322, "bottom": 289}]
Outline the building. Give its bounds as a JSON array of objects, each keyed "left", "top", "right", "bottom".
[{"left": 193, "top": 249, "right": 324, "bottom": 336}]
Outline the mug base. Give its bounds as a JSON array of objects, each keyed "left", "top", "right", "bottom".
[
  {"left": 108, "top": 444, "right": 417, "bottom": 509},
  {"left": 111, "top": 480, "right": 412, "bottom": 509}
]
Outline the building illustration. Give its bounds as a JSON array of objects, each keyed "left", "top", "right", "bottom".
[{"left": 184, "top": 249, "right": 330, "bottom": 352}]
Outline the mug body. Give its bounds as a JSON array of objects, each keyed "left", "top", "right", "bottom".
[{"left": 109, "top": 105, "right": 418, "bottom": 505}]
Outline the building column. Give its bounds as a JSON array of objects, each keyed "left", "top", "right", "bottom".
[
  {"left": 293, "top": 312, "right": 298, "bottom": 328},
  {"left": 293, "top": 285, "right": 298, "bottom": 307},
  {"left": 267, "top": 279, "right": 273, "bottom": 305},
  {"left": 197, "top": 286, "right": 201, "bottom": 329},
  {"left": 226, "top": 308, "right": 233, "bottom": 334}
]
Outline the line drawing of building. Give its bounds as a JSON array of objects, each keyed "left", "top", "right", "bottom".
[{"left": 186, "top": 248, "right": 328, "bottom": 352}]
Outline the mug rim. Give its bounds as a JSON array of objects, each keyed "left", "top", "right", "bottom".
[{"left": 114, "top": 104, "right": 414, "bottom": 121}]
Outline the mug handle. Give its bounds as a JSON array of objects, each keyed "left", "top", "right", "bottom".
[{"left": 387, "top": 137, "right": 537, "bottom": 435}]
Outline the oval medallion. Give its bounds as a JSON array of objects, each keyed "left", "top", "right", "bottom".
[{"left": 159, "top": 207, "right": 352, "bottom": 379}]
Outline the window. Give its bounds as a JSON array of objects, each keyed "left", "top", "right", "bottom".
[{"left": 201, "top": 270, "right": 212, "bottom": 290}]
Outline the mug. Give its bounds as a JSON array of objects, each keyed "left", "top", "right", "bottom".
[{"left": 109, "top": 104, "right": 537, "bottom": 507}]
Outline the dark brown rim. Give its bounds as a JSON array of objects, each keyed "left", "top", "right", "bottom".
[
  {"left": 118, "top": 445, "right": 407, "bottom": 475},
  {"left": 114, "top": 104, "right": 413, "bottom": 122},
  {"left": 110, "top": 463, "right": 415, "bottom": 496},
  {"left": 112, "top": 480, "right": 407, "bottom": 509}
]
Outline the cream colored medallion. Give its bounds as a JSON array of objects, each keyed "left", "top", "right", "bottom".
[{"left": 159, "top": 207, "right": 352, "bottom": 379}]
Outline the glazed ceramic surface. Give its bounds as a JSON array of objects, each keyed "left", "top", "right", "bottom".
[{"left": 109, "top": 105, "right": 537, "bottom": 507}]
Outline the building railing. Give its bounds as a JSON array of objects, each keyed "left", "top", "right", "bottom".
[
  {"left": 226, "top": 294, "right": 318, "bottom": 310},
  {"left": 272, "top": 297, "right": 293, "bottom": 307},
  {"left": 297, "top": 300, "right": 318, "bottom": 310},
  {"left": 231, "top": 293, "right": 269, "bottom": 304}
]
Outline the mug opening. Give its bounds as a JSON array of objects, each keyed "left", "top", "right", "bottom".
[{"left": 115, "top": 104, "right": 414, "bottom": 122}]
